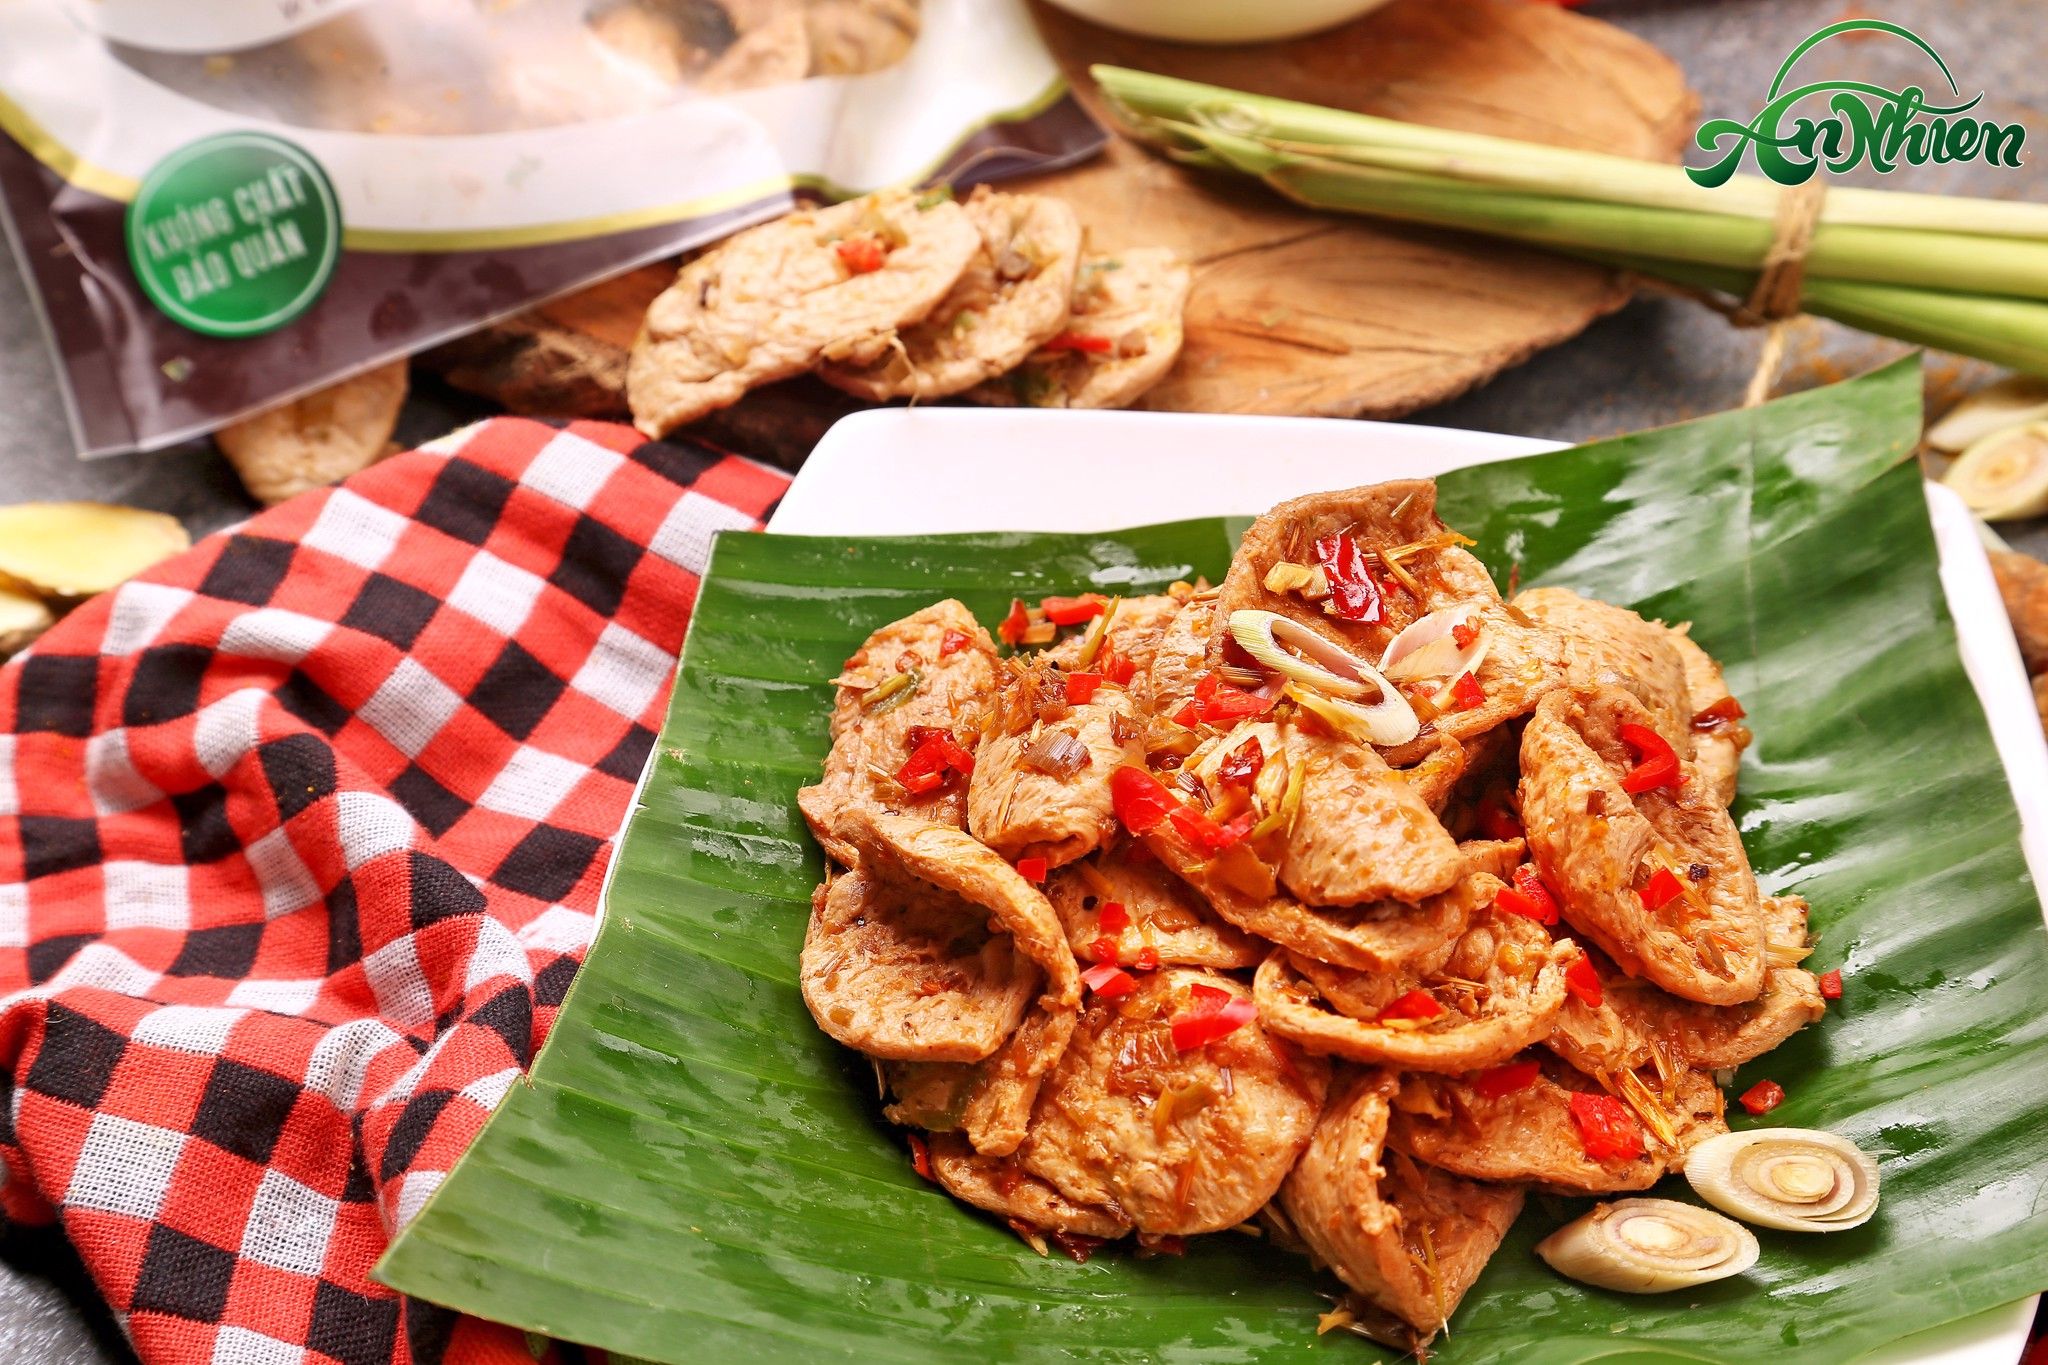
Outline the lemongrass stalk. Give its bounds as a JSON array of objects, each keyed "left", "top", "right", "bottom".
[
  {"left": 1581, "top": 251, "right": 2048, "bottom": 377},
  {"left": 1167, "top": 121, "right": 2048, "bottom": 302},
  {"left": 1092, "top": 65, "right": 2048, "bottom": 240}
]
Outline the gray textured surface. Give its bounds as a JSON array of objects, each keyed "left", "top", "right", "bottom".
[{"left": 0, "top": 1, "right": 2041, "bottom": 1360}]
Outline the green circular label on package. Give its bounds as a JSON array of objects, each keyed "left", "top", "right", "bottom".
[{"left": 124, "top": 132, "right": 341, "bottom": 338}]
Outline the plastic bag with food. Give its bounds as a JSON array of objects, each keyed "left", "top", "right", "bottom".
[{"left": 0, "top": 0, "right": 1102, "bottom": 455}]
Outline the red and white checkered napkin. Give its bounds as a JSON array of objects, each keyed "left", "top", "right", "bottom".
[{"left": 0, "top": 418, "right": 789, "bottom": 1365}]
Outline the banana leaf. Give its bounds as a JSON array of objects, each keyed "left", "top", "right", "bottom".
[{"left": 376, "top": 358, "right": 2048, "bottom": 1363}]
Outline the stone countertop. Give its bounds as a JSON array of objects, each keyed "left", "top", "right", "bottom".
[{"left": 0, "top": 1, "right": 2041, "bottom": 1360}]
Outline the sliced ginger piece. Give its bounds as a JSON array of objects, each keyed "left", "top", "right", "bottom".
[
  {"left": 0, "top": 503, "right": 190, "bottom": 600},
  {"left": 0, "top": 584, "right": 54, "bottom": 658},
  {"left": 216, "top": 359, "right": 408, "bottom": 505}
]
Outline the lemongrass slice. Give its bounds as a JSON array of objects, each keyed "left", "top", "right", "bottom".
[
  {"left": 1926, "top": 376, "right": 2048, "bottom": 453},
  {"left": 1379, "top": 605, "right": 1485, "bottom": 681},
  {"left": 0, "top": 502, "right": 190, "bottom": 599},
  {"left": 1228, "top": 609, "right": 1387, "bottom": 700},
  {"left": 1685, "top": 1129, "right": 1880, "bottom": 1233},
  {"left": 1942, "top": 422, "right": 2048, "bottom": 521},
  {"left": 1282, "top": 681, "right": 1420, "bottom": 747},
  {"left": 1536, "top": 1198, "right": 1759, "bottom": 1293}
]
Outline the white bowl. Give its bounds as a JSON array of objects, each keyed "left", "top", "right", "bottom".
[{"left": 1038, "top": 0, "right": 1393, "bottom": 44}]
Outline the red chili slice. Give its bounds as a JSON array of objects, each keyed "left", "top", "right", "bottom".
[
  {"left": 1691, "top": 695, "right": 1748, "bottom": 729},
  {"left": 1136, "top": 946, "right": 1161, "bottom": 970},
  {"left": 1016, "top": 856, "right": 1048, "bottom": 884},
  {"left": 1193, "top": 671, "right": 1274, "bottom": 725},
  {"left": 1379, "top": 989, "right": 1443, "bottom": 1023},
  {"left": 1478, "top": 797, "right": 1524, "bottom": 843},
  {"left": 1041, "top": 594, "right": 1108, "bottom": 625},
  {"left": 1081, "top": 962, "right": 1136, "bottom": 998},
  {"left": 895, "top": 731, "right": 973, "bottom": 795},
  {"left": 1494, "top": 863, "right": 1560, "bottom": 925},
  {"left": 1088, "top": 935, "right": 1119, "bottom": 965},
  {"left": 1739, "top": 1079, "right": 1786, "bottom": 1115},
  {"left": 1096, "top": 638, "right": 1136, "bottom": 685},
  {"left": 1111, "top": 766, "right": 1181, "bottom": 836},
  {"left": 1098, "top": 901, "right": 1129, "bottom": 934},
  {"left": 1637, "top": 867, "right": 1685, "bottom": 912},
  {"left": 1564, "top": 954, "right": 1603, "bottom": 1009},
  {"left": 1451, "top": 621, "right": 1480, "bottom": 650},
  {"left": 1216, "top": 736, "right": 1265, "bottom": 789},
  {"left": 1449, "top": 673, "right": 1486, "bottom": 711},
  {"left": 1170, "top": 992, "right": 1256, "bottom": 1051},
  {"left": 1065, "top": 671, "right": 1102, "bottom": 704},
  {"left": 1619, "top": 722, "right": 1683, "bottom": 794},
  {"left": 1168, "top": 803, "right": 1237, "bottom": 853},
  {"left": 836, "top": 235, "right": 887, "bottom": 273},
  {"left": 1471, "top": 1059, "right": 1542, "bottom": 1100},
  {"left": 1311, "top": 532, "right": 1384, "bottom": 624},
  {"left": 997, "top": 598, "right": 1031, "bottom": 647},
  {"left": 1043, "top": 331, "right": 1113, "bottom": 354},
  {"left": 938, "top": 628, "right": 973, "bottom": 657},
  {"left": 1568, "top": 1092, "right": 1644, "bottom": 1161},
  {"left": 1818, "top": 969, "right": 1843, "bottom": 1000},
  {"left": 908, "top": 1132, "right": 934, "bottom": 1181}
]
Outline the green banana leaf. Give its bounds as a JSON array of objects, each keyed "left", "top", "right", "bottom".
[{"left": 376, "top": 358, "right": 2048, "bottom": 1363}]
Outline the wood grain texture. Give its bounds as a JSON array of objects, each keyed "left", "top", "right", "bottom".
[{"left": 422, "top": 0, "right": 1695, "bottom": 452}]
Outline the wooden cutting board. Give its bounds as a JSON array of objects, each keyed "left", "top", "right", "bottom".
[{"left": 425, "top": 0, "right": 1695, "bottom": 463}]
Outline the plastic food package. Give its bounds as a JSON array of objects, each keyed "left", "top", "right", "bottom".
[{"left": 0, "top": 0, "right": 1101, "bottom": 455}]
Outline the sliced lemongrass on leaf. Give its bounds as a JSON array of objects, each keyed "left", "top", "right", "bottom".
[
  {"left": 1536, "top": 1198, "right": 1759, "bottom": 1293},
  {"left": 1926, "top": 376, "right": 2048, "bottom": 453},
  {"left": 1228, "top": 609, "right": 1390, "bottom": 700},
  {"left": 1282, "top": 680, "right": 1420, "bottom": 747},
  {"left": 1380, "top": 605, "right": 1485, "bottom": 681},
  {"left": 1685, "top": 1129, "right": 1880, "bottom": 1233},
  {"left": 1941, "top": 422, "right": 2048, "bottom": 520},
  {"left": 0, "top": 502, "right": 190, "bottom": 600},
  {"left": 0, "top": 584, "right": 54, "bottom": 658}
]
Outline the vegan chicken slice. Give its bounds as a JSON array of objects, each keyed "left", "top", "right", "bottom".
[
  {"left": 797, "top": 599, "right": 996, "bottom": 867},
  {"left": 1043, "top": 850, "right": 1262, "bottom": 970},
  {"left": 821, "top": 188, "right": 1082, "bottom": 400},
  {"left": 968, "top": 658, "right": 1142, "bottom": 868},
  {"left": 1018, "top": 969, "right": 1327, "bottom": 1235},
  {"left": 925, "top": 1133, "right": 1131, "bottom": 1240},
  {"left": 627, "top": 188, "right": 979, "bottom": 435},
  {"left": 968, "top": 248, "right": 1191, "bottom": 410},
  {"left": 1280, "top": 1073, "right": 1524, "bottom": 1338},
  {"left": 1519, "top": 686, "right": 1766, "bottom": 1005}
]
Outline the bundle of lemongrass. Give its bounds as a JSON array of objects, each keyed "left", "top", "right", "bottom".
[{"left": 1091, "top": 66, "right": 2048, "bottom": 377}]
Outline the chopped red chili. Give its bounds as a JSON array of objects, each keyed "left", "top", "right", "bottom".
[
  {"left": 1451, "top": 621, "right": 1480, "bottom": 650},
  {"left": 895, "top": 731, "right": 974, "bottom": 794},
  {"left": 1216, "top": 736, "right": 1265, "bottom": 789},
  {"left": 1478, "top": 796, "right": 1524, "bottom": 843},
  {"left": 1568, "top": 1092, "right": 1645, "bottom": 1161},
  {"left": 908, "top": 1132, "right": 934, "bottom": 1181},
  {"left": 1081, "top": 962, "right": 1136, "bottom": 998},
  {"left": 1096, "top": 638, "right": 1137, "bottom": 685},
  {"left": 1471, "top": 1058, "right": 1543, "bottom": 1100},
  {"left": 1311, "top": 532, "right": 1384, "bottom": 624},
  {"left": 1618, "top": 722, "right": 1683, "bottom": 794},
  {"left": 1016, "top": 856, "right": 1048, "bottom": 884},
  {"left": 1637, "top": 867, "right": 1685, "bottom": 912},
  {"left": 1041, "top": 594, "right": 1108, "bottom": 625},
  {"left": 1111, "top": 766, "right": 1180, "bottom": 836},
  {"left": 938, "top": 628, "right": 973, "bottom": 657},
  {"left": 1171, "top": 700, "right": 1200, "bottom": 728},
  {"left": 1170, "top": 987, "right": 1256, "bottom": 1051},
  {"left": 1691, "top": 695, "right": 1748, "bottom": 729},
  {"left": 1819, "top": 969, "right": 1843, "bottom": 1000},
  {"left": 1043, "top": 330, "right": 1113, "bottom": 354},
  {"left": 1564, "top": 954, "right": 1603, "bottom": 1009},
  {"left": 1098, "top": 901, "right": 1129, "bottom": 933},
  {"left": 1739, "top": 1079, "right": 1786, "bottom": 1115},
  {"left": 1379, "top": 989, "right": 1443, "bottom": 1023},
  {"left": 997, "top": 598, "right": 1031, "bottom": 647},
  {"left": 1450, "top": 673, "right": 1486, "bottom": 711},
  {"left": 1049, "top": 1230, "right": 1106, "bottom": 1263},
  {"left": 1136, "top": 946, "right": 1162, "bottom": 970},
  {"left": 1494, "top": 863, "right": 1560, "bottom": 925},
  {"left": 1168, "top": 803, "right": 1239, "bottom": 853},
  {"left": 1088, "top": 935, "right": 1119, "bottom": 965},
  {"left": 836, "top": 235, "right": 887, "bottom": 273},
  {"left": 1192, "top": 670, "right": 1274, "bottom": 725},
  {"left": 1065, "top": 671, "right": 1102, "bottom": 704}
]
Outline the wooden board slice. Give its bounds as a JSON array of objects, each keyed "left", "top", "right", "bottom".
[{"left": 423, "top": 0, "right": 1694, "bottom": 459}]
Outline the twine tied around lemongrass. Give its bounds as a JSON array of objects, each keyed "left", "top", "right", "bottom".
[{"left": 1738, "top": 180, "right": 1828, "bottom": 407}]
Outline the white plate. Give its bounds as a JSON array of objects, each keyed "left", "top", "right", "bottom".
[{"left": 770, "top": 406, "right": 2048, "bottom": 1365}]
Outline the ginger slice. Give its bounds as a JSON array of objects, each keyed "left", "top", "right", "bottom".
[{"left": 0, "top": 503, "right": 190, "bottom": 600}]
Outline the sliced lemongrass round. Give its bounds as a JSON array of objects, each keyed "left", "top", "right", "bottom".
[
  {"left": 1282, "top": 681, "right": 1420, "bottom": 747},
  {"left": 1228, "top": 609, "right": 1386, "bottom": 700},
  {"left": 1379, "top": 604, "right": 1485, "bottom": 680},
  {"left": 1685, "top": 1129, "right": 1880, "bottom": 1233},
  {"left": 1536, "top": 1198, "right": 1759, "bottom": 1293},
  {"left": 1926, "top": 376, "right": 2048, "bottom": 453},
  {"left": 1941, "top": 421, "right": 2048, "bottom": 520}
]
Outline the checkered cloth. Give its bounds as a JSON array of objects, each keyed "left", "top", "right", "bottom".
[{"left": 0, "top": 418, "right": 788, "bottom": 1365}]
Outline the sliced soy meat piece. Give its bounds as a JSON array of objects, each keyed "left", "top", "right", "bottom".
[
  {"left": 1514, "top": 586, "right": 1691, "bottom": 752},
  {"left": 968, "top": 249, "right": 1191, "bottom": 410},
  {"left": 968, "top": 659, "right": 1141, "bottom": 868},
  {"left": 924, "top": 1133, "right": 1131, "bottom": 1240},
  {"left": 1019, "top": 969, "right": 1327, "bottom": 1235},
  {"left": 1270, "top": 717, "right": 1463, "bottom": 907},
  {"left": 797, "top": 599, "right": 997, "bottom": 867},
  {"left": 1043, "top": 849, "right": 1260, "bottom": 969},
  {"left": 1667, "top": 623, "right": 1751, "bottom": 808},
  {"left": 1519, "top": 686, "right": 1765, "bottom": 1006}
]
